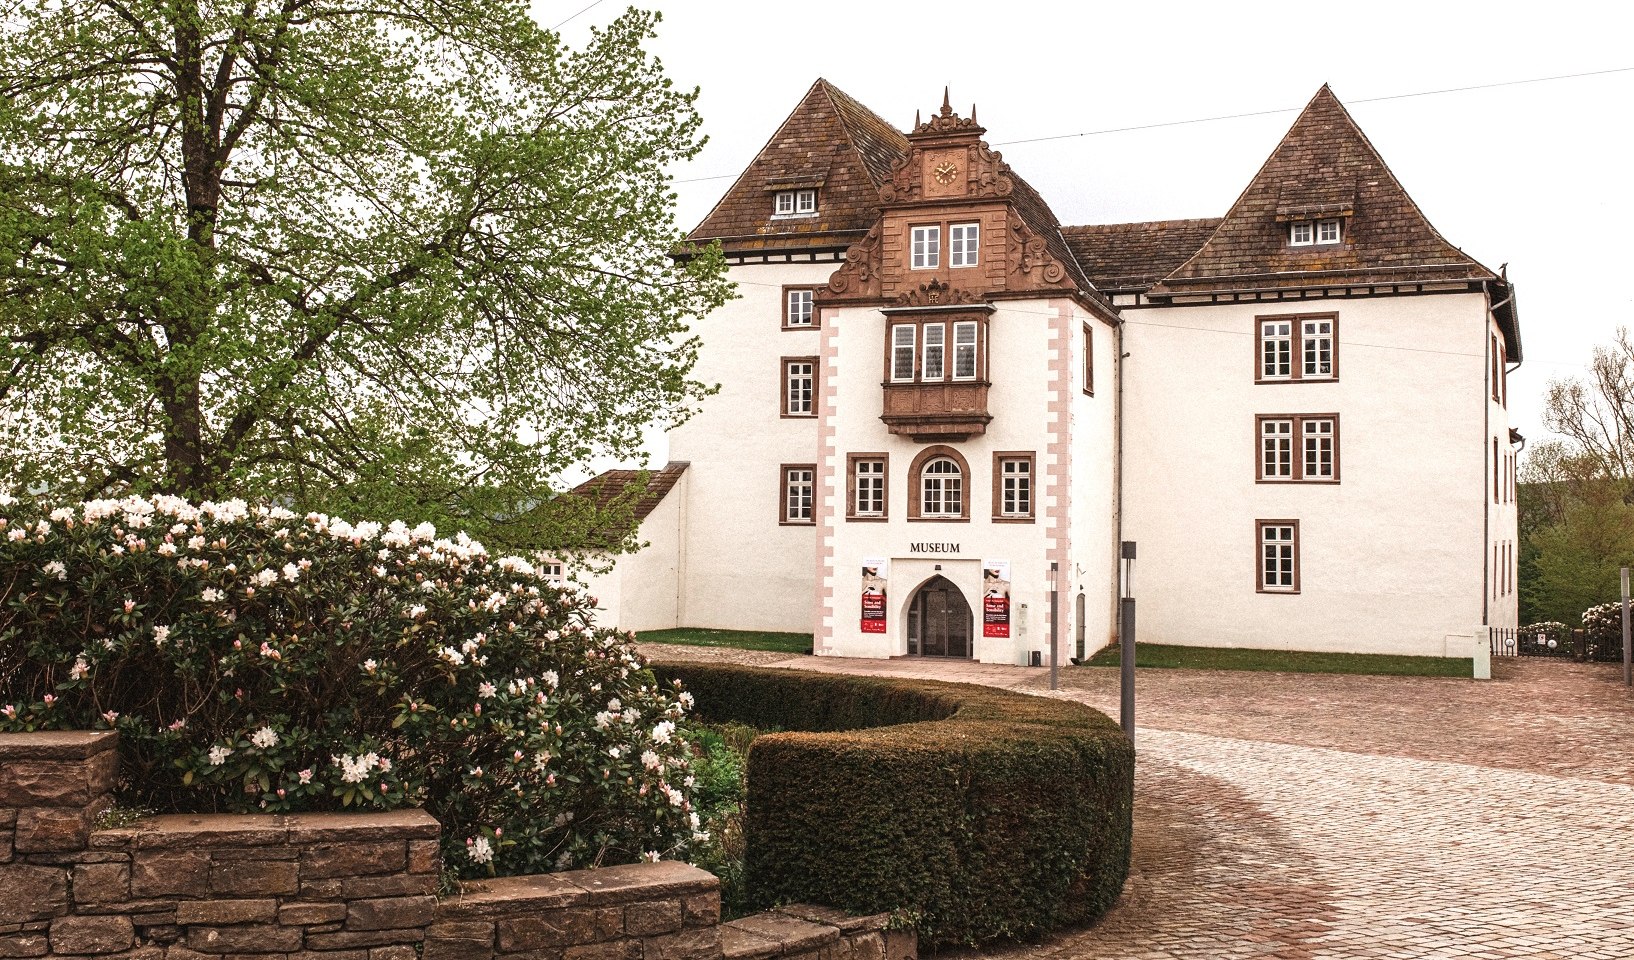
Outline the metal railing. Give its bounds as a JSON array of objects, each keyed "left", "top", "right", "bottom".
[{"left": 1490, "top": 625, "right": 1625, "bottom": 663}]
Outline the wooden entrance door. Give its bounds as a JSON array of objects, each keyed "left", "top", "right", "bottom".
[{"left": 908, "top": 576, "right": 973, "bottom": 658}]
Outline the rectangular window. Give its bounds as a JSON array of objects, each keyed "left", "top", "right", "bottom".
[
  {"left": 1302, "top": 319, "right": 1334, "bottom": 379},
  {"left": 1260, "top": 320, "right": 1293, "bottom": 379},
  {"left": 848, "top": 455, "right": 887, "bottom": 520},
  {"left": 994, "top": 453, "right": 1035, "bottom": 521},
  {"left": 891, "top": 325, "right": 916, "bottom": 381},
  {"left": 795, "top": 189, "right": 816, "bottom": 214},
  {"left": 781, "top": 465, "right": 815, "bottom": 525},
  {"left": 1491, "top": 334, "right": 1501, "bottom": 402},
  {"left": 911, "top": 225, "right": 940, "bottom": 269},
  {"left": 1290, "top": 222, "right": 1314, "bottom": 246},
  {"left": 952, "top": 321, "right": 978, "bottom": 380},
  {"left": 1290, "top": 220, "right": 1341, "bottom": 245},
  {"left": 1257, "top": 520, "right": 1300, "bottom": 593},
  {"left": 950, "top": 222, "right": 980, "bottom": 267},
  {"left": 1316, "top": 219, "right": 1341, "bottom": 243},
  {"left": 1257, "top": 414, "right": 1339, "bottom": 482},
  {"left": 781, "top": 357, "right": 816, "bottom": 417},
  {"left": 1260, "top": 418, "right": 1293, "bottom": 480},
  {"left": 1257, "top": 314, "right": 1338, "bottom": 383},
  {"left": 783, "top": 288, "right": 814, "bottom": 328},
  {"left": 542, "top": 561, "right": 565, "bottom": 584},
  {"left": 774, "top": 191, "right": 794, "bottom": 216},
  {"left": 1082, "top": 323, "right": 1095, "bottom": 396},
  {"left": 922, "top": 323, "right": 945, "bottom": 381}
]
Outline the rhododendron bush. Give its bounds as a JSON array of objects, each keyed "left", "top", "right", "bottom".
[{"left": 0, "top": 494, "right": 702, "bottom": 877}]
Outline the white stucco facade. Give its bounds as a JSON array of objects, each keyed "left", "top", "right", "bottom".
[{"left": 580, "top": 81, "right": 1522, "bottom": 662}]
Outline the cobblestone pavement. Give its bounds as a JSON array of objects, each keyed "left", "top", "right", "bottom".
[{"left": 646, "top": 646, "right": 1634, "bottom": 958}]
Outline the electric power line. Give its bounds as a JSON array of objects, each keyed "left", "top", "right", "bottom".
[
  {"left": 552, "top": 0, "right": 608, "bottom": 30},
  {"left": 672, "top": 65, "right": 1634, "bottom": 185}
]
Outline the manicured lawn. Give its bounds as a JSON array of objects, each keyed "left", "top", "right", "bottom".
[
  {"left": 1080, "top": 642, "right": 1471, "bottom": 678},
  {"left": 637, "top": 628, "right": 814, "bottom": 654}
]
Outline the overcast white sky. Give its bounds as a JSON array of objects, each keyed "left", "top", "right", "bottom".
[{"left": 542, "top": 0, "right": 1634, "bottom": 468}]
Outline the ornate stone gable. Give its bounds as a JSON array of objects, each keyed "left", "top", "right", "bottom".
[{"left": 820, "top": 89, "right": 1084, "bottom": 306}]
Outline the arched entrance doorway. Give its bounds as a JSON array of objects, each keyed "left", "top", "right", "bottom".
[{"left": 907, "top": 575, "right": 974, "bottom": 658}]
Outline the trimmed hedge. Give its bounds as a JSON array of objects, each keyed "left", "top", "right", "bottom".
[{"left": 653, "top": 663, "right": 1133, "bottom": 947}]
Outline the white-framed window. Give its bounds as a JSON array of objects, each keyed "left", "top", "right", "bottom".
[
  {"left": 782, "top": 465, "right": 815, "bottom": 524},
  {"left": 1302, "top": 418, "right": 1335, "bottom": 480},
  {"left": 891, "top": 325, "right": 916, "bottom": 381},
  {"left": 952, "top": 321, "right": 978, "bottom": 380},
  {"left": 1260, "top": 320, "right": 1293, "bottom": 379},
  {"left": 542, "top": 561, "right": 565, "bottom": 585},
  {"left": 920, "top": 457, "right": 962, "bottom": 518},
  {"left": 1258, "top": 520, "right": 1299, "bottom": 593},
  {"left": 950, "top": 222, "right": 980, "bottom": 267},
  {"left": 1258, "top": 314, "right": 1337, "bottom": 382},
  {"left": 773, "top": 189, "right": 817, "bottom": 217},
  {"left": 782, "top": 358, "right": 815, "bottom": 417},
  {"left": 998, "top": 456, "right": 1032, "bottom": 518},
  {"left": 1302, "top": 318, "right": 1334, "bottom": 379},
  {"left": 1290, "top": 219, "right": 1342, "bottom": 246},
  {"left": 1260, "top": 419, "right": 1294, "bottom": 480},
  {"left": 854, "top": 458, "right": 885, "bottom": 518},
  {"left": 922, "top": 323, "right": 945, "bottom": 381},
  {"left": 785, "top": 288, "right": 814, "bottom": 327},
  {"left": 911, "top": 225, "right": 940, "bottom": 269},
  {"left": 1257, "top": 414, "right": 1339, "bottom": 482}
]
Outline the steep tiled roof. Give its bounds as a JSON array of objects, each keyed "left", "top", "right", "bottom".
[
  {"left": 686, "top": 80, "right": 908, "bottom": 255},
  {"left": 570, "top": 462, "right": 689, "bottom": 523},
  {"left": 1153, "top": 86, "right": 1497, "bottom": 294},
  {"left": 1006, "top": 169, "right": 1097, "bottom": 295},
  {"left": 1062, "top": 219, "right": 1223, "bottom": 291}
]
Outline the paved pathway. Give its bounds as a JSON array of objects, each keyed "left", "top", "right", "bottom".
[{"left": 642, "top": 645, "right": 1634, "bottom": 958}]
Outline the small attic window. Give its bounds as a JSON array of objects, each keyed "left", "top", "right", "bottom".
[
  {"left": 1291, "top": 219, "right": 1342, "bottom": 246},
  {"left": 774, "top": 189, "right": 817, "bottom": 218}
]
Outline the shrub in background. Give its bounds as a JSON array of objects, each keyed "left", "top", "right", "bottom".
[
  {"left": 1582, "top": 602, "right": 1627, "bottom": 658},
  {"left": 654, "top": 662, "right": 1134, "bottom": 948},
  {"left": 0, "top": 494, "right": 701, "bottom": 878}
]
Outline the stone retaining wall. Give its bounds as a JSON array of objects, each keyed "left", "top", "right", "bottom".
[{"left": 0, "top": 732, "right": 914, "bottom": 960}]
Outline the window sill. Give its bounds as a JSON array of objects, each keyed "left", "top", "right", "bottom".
[
  {"left": 779, "top": 412, "right": 818, "bottom": 420},
  {"left": 991, "top": 516, "right": 1036, "bottom": 524},
  {"left": 846, "top": 515, "right": 890, "bottom": 523},
  {"left": 771, "top": 212, "right": 819, "bottom": 221},
  {"left": 1254, "top": 376, "right": 1340, "bottom": 385},
  {"left": 778, "top": 519, "right": 817, "bottom": 527},
  {"left": 1255, "top": 478, "right": 1340, "bottom": 485},
  {"left": 1256, "top": 586, "right": 1301, "bottom": 595},
  {"left": 907, "top": 515, "right": 971, "bottom": 523}
]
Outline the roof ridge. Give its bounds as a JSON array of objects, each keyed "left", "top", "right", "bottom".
[{"left": 1064, "top": 217, "right": 1224, "bottom": 232}]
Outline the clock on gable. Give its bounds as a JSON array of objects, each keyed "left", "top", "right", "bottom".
[{"left": 933, "top": 161, "right": 958, "bottom": 184}]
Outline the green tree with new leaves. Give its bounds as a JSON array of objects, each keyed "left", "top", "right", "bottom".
[{"left": 0, "top": 1, "right": 730, "bottom": 551}]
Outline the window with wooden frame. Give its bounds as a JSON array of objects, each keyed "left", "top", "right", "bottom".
[
  {"left": 1256, "top": 414, "right": 1339, "bottom": 482},
  {"left": 783, "top": 287, "right": 815, "bottom": 329},
  {"left": 1257, "top": 520, "right": 1300, "bottom": 593},
  {"left": 1491, "top": 334, "right": 1503, "bottom": 404},
  {"left": 906, "top": 445, "right": 970, "bottom": 521},
  {"left": 773, "top": 189, "right": 817, "bottom": 218},
  {"left": 886, "top": 317, "right": 986, "bottom": 384},
  {"left": 950, "top": 222, "right": 980, "bottom": 267},
  {"left": 781, "top": 357, "right": 817, "bottom": 418},
  {"left": 910, "top": 225, "right": 940, "bottom": 269},
  {"left": 1290, "top": 219, "right": 1341, "bottom": 246},
  {"left": 846, "top": 454, "right": 888, "bottom": 521},
  {"left": 992, "top": 452, "right": 1035, "bottom": 522},
  {"left": 1256, "top": 314, "right": 1337, "bottom": 382},
  {"left": 1082, "top": 322, "right": 1095, "bottom": 396},
  {"left": 780, "top": 464, "right": 815, "bottom": 525}
]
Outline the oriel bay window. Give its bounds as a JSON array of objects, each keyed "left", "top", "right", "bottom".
[
  {"left": 1257, "top": 414, "right": 1339, "bottom": 482},
  {"left": 881, "top": 309, "right": 993, "bottom": 441},
  {"left": 907, "top": 446, "right": 970, "bottom": 521},
  {"left": 780, "top": 464, "right": 815, "bottom": 525},
  {"left": 847, "top": 454, "right": 888, "bottom": 520},
  {"left": 993, "top": 452, "right": 1035, "bottom": 522},
  {"left": 1257, "top": 520, "right": 1300, "bottom": 593},
  {"left": 781, "top": 356, "right": 817, "bottom": 418},
  {"left": 1257, "top": 313, "right": 1337, "bottom": 382}
]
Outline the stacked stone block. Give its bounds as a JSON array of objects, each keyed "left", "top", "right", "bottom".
[{"left": 0, "top": 732, "right": 911, "bottom": 960}]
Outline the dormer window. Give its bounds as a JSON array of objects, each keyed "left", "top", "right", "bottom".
[
  {"left": 773, "top": 189, "right": 817, "bottom": 218},
  {"left": 1291, "top": 218, "right": 1342, "bottom": 246}
]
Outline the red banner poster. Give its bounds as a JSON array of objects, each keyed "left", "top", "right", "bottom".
[
  {"left": 982, "top": 560, "right": 1011, "bottom": 638},
  {"left": 861, "top": 558, "right": 888, "bottom": 634}
]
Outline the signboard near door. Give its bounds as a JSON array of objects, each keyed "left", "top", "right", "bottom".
[
  {"left": 861, "top": 558, "right": 888, "bottom": 634},
  {"left": 982, "top": 560, "right": 1011, "bottom": 638}
]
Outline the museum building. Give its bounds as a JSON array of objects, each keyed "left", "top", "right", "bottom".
[{"left": 577, "top": 81, "right": 1523, "bottom": 663}]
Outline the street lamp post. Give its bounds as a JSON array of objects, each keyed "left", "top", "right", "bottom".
[{"left": 1119, "top": 541, "right": 1136, "bottom": 745}]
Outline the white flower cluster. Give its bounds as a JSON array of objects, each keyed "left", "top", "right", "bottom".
[{"left": 332, "top": 751, "right": 391, "bottom": 784}]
